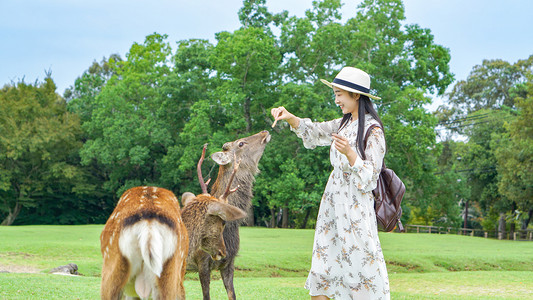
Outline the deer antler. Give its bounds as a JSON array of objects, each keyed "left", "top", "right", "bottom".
[
  {"left": 220, "top": 153, "right": 240, "bottom": 203},
  {"left": 197, "top": 143, "right": 211, "bottom": 194}
]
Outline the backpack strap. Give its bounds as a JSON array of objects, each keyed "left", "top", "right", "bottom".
[{"left": 363, "top": 123, "right": 385, "bottom": 168}]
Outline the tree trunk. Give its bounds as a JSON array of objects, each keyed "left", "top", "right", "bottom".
[
  {"left": 521, "top": 208, "right": 533, "bottom": 229},
  {"left": 463, "top": 200, "right": 469, "bottom": 235},
  {"left": 282, "top": 207, "right": 289, "bottom": 228},
  {"left": 509, "top": 203, "right": 517, "bottom": 239},
  {"left": 276, "top": 208, "right": 282, "bottom": 227},
  {"left": 498, "top": 213, "right": 506, "bottom": 240},
  {"left": 1, "top": 202, "right": 22, "bottom": 226},
  {"left": 520, "top": 209, "right": 533, "bottom": 239},
  {"left": 270, "top": 208, "right": 276, "bottom": 228},
  {"left": 300, "top": 207, "right": 311, "bottom": 229},
  {"left": 245, "top": 205, "right": 254, "bottom": 227}
]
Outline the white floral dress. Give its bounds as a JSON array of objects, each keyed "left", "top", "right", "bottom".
[{"left": 292, "top": 114, "right": 390, "bottom": 300}]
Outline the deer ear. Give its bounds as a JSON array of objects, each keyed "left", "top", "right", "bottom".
[
  {"left": 181, "top": 192, "right": 196, "bottom": 207},
  {"left": 207, "top": 202, "right": 247, "bottom": 221},
  {"left": 211, "top": 152, "right": 232, "bottom": 165}
]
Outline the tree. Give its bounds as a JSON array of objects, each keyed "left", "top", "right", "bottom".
[
  {"left": 79, "top": 33, "right": 175, "bottom": 204},
  {"left": 159, "top": 39, "right": 217, "bottom": 194},
  {"left": 64, "top": 54, "right": 122, "bottom": 122},
  {"left": 493, "top": 73, "right": 533, "bottom": 232},
  {"left": 436, "top": 56, "right": 533, "bottom": 235},
  {"left": 0, "top": 78, "right": 85, "bottom": 225},
  {"left": 442, "top": 56, "right": 532, "bottom": 120}
]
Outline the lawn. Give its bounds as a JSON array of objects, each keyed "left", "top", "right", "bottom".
[{"left": 1, "top": 225, "right": 532, "bottom": 299}]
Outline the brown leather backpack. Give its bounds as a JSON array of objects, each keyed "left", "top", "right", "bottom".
[{"left": 364, "top": 124, "right": 406, "bottom": 232}]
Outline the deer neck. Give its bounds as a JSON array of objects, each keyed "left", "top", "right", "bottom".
[{"left": 211, "top": 163, "right": 256, "bottom": 211}]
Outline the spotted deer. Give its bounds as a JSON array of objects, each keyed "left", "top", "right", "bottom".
[
  {"left": 188, "top": 130, "right": 271, "bottom": 300},
  {"left": 100, "top": 186, "right": 188, "bottom": 299}
]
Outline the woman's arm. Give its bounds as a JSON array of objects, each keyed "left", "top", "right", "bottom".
[
  {"left": 271, "top": 106, "right": 340, "bottom": 149},
  {"left": 345, "top": 127, "right": 386, "bottom": 192}
]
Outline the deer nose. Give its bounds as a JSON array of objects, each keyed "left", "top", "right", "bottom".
[
  {"left": 261, "top": 130, "right": 271, "bottom": 143},
  {"left": 212, "top": 249, "right": 226, "bottom": 261}
]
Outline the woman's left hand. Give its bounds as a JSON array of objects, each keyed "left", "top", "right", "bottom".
[
  {"left": 331, "top": 133, "right": 352, "bottom": 155},
  {"left": 332, "top": 133, "right": 357, "bottom": 166}
]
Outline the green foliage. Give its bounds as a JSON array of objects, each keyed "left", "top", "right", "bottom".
[
  {"left": 493, "top": 71, "right": 533, "bottom": 216},
  {"left": 3, "top": 0, "right": 453, "bottom": 226},
  {"left": 5, "top": 0, "right": 459, "bottom": 225},
  {"left": 64, "top": 54, "right": 122, "bottom": 122},
  {"left": 443, "top": 56, "right": 532, "bottom": 119},
  {"left": 435, "top": 55, "right": 533, "bottom": 231},
  {"left": 0, "top": 78, "right": 93, "bottom": 225},
  {"left": 78, "top": 34, "right": 176, "bottom": 197}
]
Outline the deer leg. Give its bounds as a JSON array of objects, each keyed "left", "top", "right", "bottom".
[
  {"left": 178, "top": 257, "right": 187, "bottom": 300},
  {"left": 199, "top": 258, "right": 212, "bottom": 300},
  {"left": 101, "top": 256, "right": 129, "bottom": 300},
  {"left": 220, "top": 259, "right": 236, "bottom": 300},
  {"left": 157, "top": 257, "right": 179, "bottom": 300}
]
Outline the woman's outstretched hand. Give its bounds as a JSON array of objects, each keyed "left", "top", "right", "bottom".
[{"left": 270, "top": 106, "right": 300, "bottom": 129}]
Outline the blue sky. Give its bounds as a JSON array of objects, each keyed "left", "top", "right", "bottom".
[{"left": 1, "top": 0, "right": 532, "bottom": 104}]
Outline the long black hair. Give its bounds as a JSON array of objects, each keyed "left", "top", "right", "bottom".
[{"left": 338, "top": 94, "right": 384, "bottom": 160}]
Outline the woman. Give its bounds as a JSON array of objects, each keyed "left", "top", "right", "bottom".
[{"left": 271, "top": 67, "right": 390, "bottom": 300}]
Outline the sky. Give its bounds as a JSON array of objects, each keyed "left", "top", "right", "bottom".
[{"left": 1, "top": 0, "right": 532, "bottom": 109}]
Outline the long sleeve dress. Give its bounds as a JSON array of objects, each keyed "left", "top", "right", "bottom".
[{"left": 291, "top": 113, "right": 390, "bottom": 300}]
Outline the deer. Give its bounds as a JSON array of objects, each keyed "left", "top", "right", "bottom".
[
  {"left": 181, "top": 144, "right": 248, "bottom": 291},
  {"left": 100, "top": 186, "right": 189, "bottom": 300},
  {"left": 100, "top": 157, "right": 246, "bottom": 300},
  {"left": 187, "top": 130, "right": 271, "bottom": 300}
]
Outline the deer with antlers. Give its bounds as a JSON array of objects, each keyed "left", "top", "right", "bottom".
[
  {"left": 181, "top": 144, "right": 247, "bottom": 267},
  {"left": 187, "top": 131, "right": 271, "bottom": 300}
]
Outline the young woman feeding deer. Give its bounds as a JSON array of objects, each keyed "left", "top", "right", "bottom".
[{"left": 271, "top": 67, "right": 390, "bottom": 300}]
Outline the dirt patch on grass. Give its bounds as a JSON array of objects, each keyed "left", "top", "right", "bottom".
[
  {"left": 0, "top": 252, "right": 35, "bottom": 259},
  {"left": 0, "top": 252, "right": 40, "bottom": 273},
  {"left": 0, "top": 264, "right": 41, "bottom": 273},
  {"left": 386, "top": 260, "right": 423, "bottom": 272}
]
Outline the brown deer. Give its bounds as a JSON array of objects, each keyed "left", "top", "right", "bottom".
[
  {"left": 100, "top": 158, "right": 245, "bottom": 300},
  {"left": 187, "top": 130, "right": 271, "bottom": 300},
  {"left": 181, "top": 145, "right": 247, "bottom": 284},
  {"left": 100, "top": 187, "right": 188, "bottom": 299}
]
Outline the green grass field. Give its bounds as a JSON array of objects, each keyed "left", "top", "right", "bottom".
[{"left": 1, "top": 225, "right": 532, "bottom": 299}]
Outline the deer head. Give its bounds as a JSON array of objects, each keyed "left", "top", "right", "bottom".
[{"left": 211, "top": 130, "right": 271, "bottom": 170}]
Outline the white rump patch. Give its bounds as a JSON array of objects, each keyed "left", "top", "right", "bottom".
[{"left": 119, "top": 220, "right": 178, "bottom": 298}]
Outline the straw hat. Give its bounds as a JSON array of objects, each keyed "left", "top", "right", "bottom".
[{"left": 320, "top": 67, "right": 381, "bottom": 100}]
